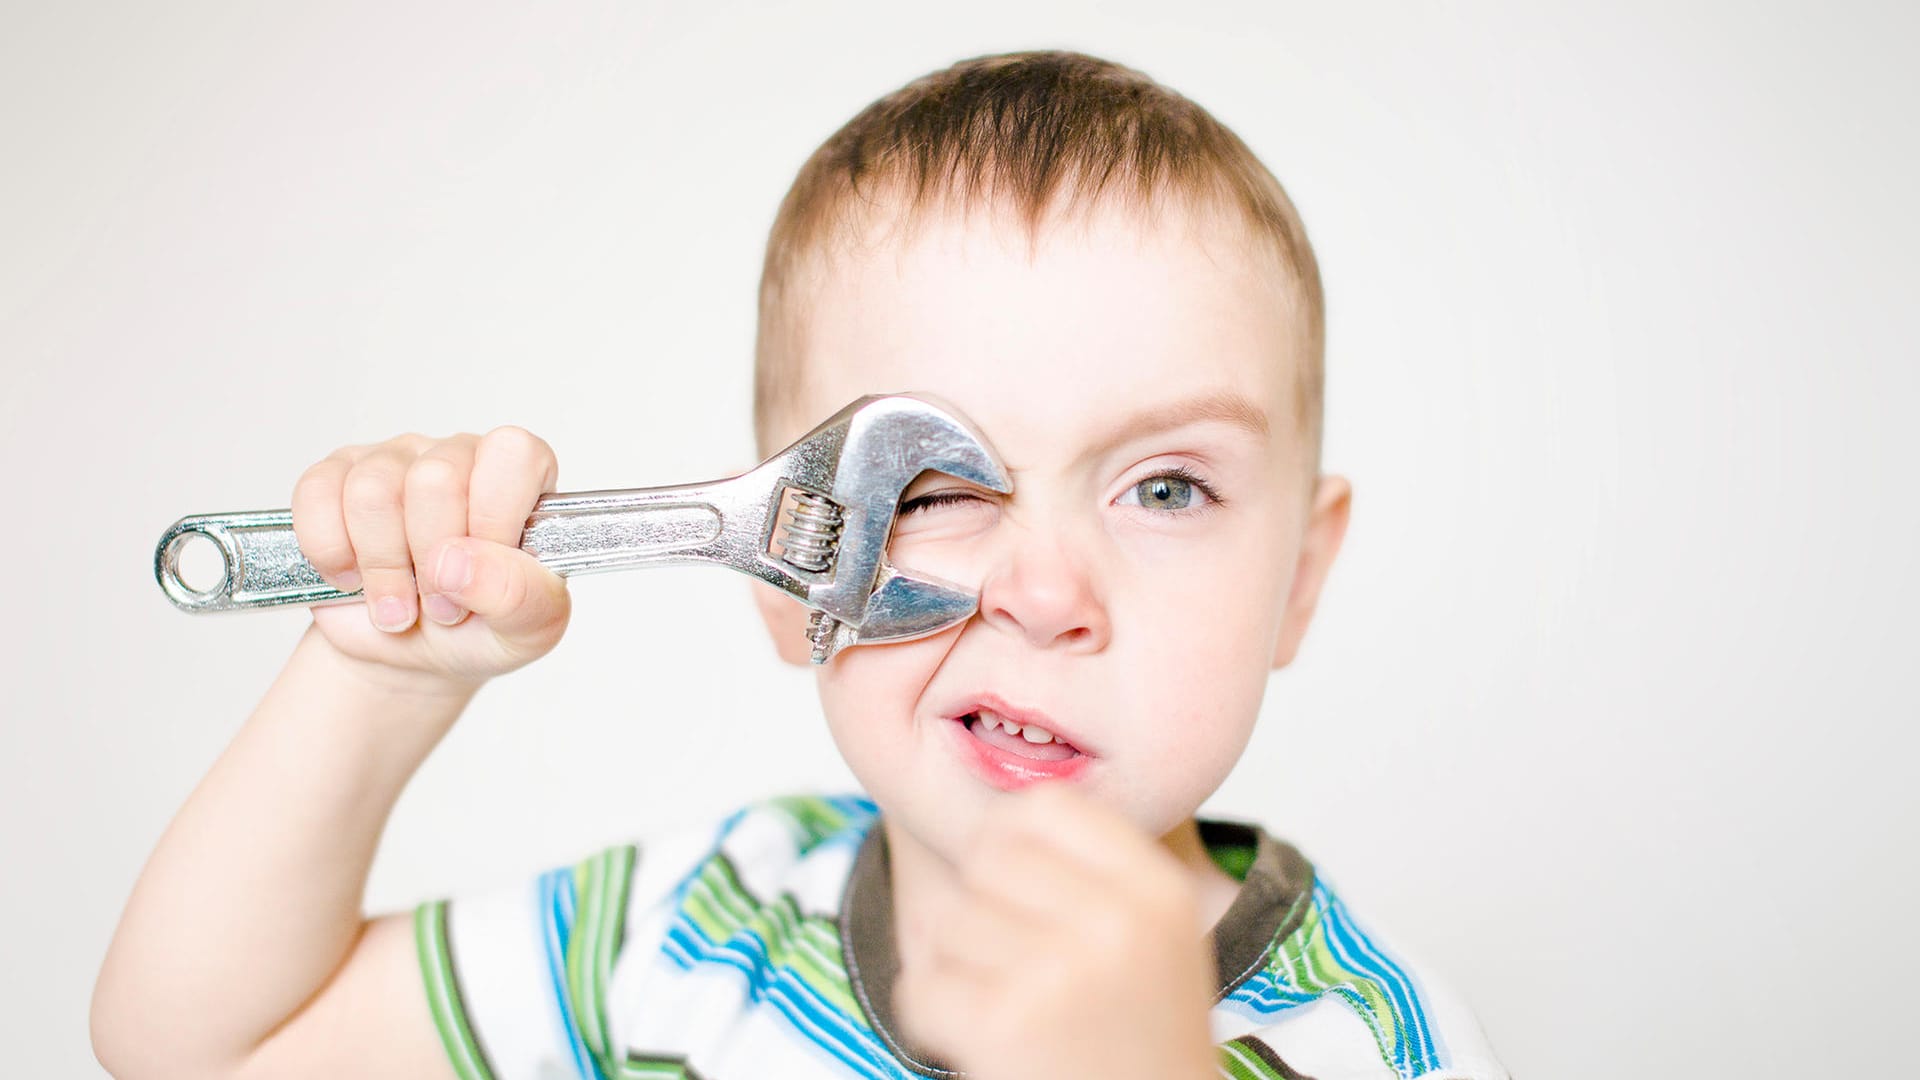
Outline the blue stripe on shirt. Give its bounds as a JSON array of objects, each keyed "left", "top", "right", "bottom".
[{"left": 538, "top": 868, "right": 605, "bottom": 1080}]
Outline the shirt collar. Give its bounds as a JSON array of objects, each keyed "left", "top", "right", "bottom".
[{"left": 837, "top": 812, "right": 1317, "bottom": 1078}]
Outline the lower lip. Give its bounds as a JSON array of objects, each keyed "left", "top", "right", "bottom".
[{"left": 946, "top": 715, "right": 1091, "bottom": 790}]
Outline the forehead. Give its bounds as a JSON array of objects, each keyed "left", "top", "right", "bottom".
[{"left": 789, "top": 199, "right": 1303, "bottom": 469}]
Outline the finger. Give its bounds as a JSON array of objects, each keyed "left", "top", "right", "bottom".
[
  {"left": 342, "top": 444, "right": 423, "bottom": 633},
  {"left": 291, "top": 448, "right": 365, "bottom": 592},
  {"left": 959, "top": 825, "right": 1101, "bottom": 921},
  {"left": 982, "top": 793, "right": 1206, "bottom": 951},
  {"left": 404, "top": 436, "right": 479, "bottom": 626},
  {"left": 977, "top": 785, "right": 1162, "bottom": 884},
  {"left": 925, "top": 894, "right": 1053, "bottom": 978},
  {"left": 467, "top": 425, "right": 558, "bottom": 550},
  {"left": 425, "top": 540, "right": 571, "bottom": 650}
]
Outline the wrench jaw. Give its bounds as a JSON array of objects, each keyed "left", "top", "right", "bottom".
[
  {"left": 806, "top": 396, "right": 1011, "bottom": 624},
  {"left": 775, "top": 393, "right": 1011, "bottom": 664},
  {"left": 806, "top": 563, "right": 983, "bottom": 663}
]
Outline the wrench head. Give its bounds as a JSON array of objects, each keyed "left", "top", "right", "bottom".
[{"left": 797, "top": 393, "right": 1010, "bottom": 642}]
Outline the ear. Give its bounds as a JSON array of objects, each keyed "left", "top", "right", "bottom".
[
  {"left": 752, "top": 580, "right": 816, "bottom": 667},
  {"left": 1271, "top": 474, "right": 1353, "bottom": 670}
]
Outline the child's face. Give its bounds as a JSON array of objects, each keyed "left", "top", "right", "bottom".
[{"left": 761, "top": 199, "right": 1346, "bottom": 860}]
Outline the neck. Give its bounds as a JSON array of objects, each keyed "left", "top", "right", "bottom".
[{"left": 1162, "top": 815, "right": 1247, "bottom": 935}]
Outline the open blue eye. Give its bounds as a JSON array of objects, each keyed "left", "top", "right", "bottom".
[
  {"left": 1118, "top": 468, "right": 1221, "bottom": 512},
  {"left": 1137, "top": 476, "right": 1195, "bottom": 509}
]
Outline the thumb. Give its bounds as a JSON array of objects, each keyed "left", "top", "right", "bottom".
[{"left": 429, "top": 538, "right": 571, "bottom": 648}]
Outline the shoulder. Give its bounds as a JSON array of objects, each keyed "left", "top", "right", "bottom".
[
  {"left": 694, "top": 792, "right": 879, "bottom": 903},
  {"left": 553, "top": 792, "right": 878, "bottom": 936},
  {"left": 413, "top": 793, "right": 880, "bottom": 1080},
  {"left": 546, "top": 791, "right": 881, "bottom": 906},
  {"left": 1215, "top": 842, "right": 1508, "bottom": 1080},
  {"left": 711, "top": 792, "right": 881, "bottom": 863}
]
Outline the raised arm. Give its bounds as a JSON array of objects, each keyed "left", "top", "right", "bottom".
[{"left": 92, "top": 427, "right": 572, "bottom": 1079}]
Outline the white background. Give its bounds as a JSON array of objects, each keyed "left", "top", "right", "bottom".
[{"left": 4, "top": 3, "right": 1915, "bottom": 1077}]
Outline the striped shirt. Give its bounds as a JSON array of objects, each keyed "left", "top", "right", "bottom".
[{"left": 414, "top": 794, "right": 1506, "bottom": 1080}]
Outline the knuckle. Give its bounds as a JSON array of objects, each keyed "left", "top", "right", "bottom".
[
  {"left": 484, "top": 424, "right": 557, "bottom": 479},
  {"left": 496, "top": 560, "right": 531, "bottom": 613},
  {"left": 290, "top": 477, "right": 351, "bottom": 569},
  {"left": 937, "top": 905, "right": 980, "bottom": 948},
  {"left": 341, "top": 460, "right": 405, "bottom": 517},
  {"left": 290, "top": 461, "right": 343, "bottom": 505},
  {"left": 482, "top": 424, "right": 540, "bottom": 458},
  {"left": 297, "top": 537, "right": 355, "bottom": 576},
  {"left": 469, "top": 505, "right": 529, "bottom": 540},
  {"left": 361, "top": 565, "right": 415, "bottom": 588},
  {"left": 404, "top": 453, "right": 466, "bottom": 495}
]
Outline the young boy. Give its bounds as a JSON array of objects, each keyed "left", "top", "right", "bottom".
[{"left": 93, "top": 51, "right": 1506, "bottom": 1080}]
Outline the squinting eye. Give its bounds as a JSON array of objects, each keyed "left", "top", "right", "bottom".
[{"left": 897, "top": 490, "right": 987, "bottom": 517}]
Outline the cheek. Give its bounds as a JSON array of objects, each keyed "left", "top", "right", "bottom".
[
  {"left": 1111, "top": 534, "right": 1285, "bottom": 748},
  {"left": 1126, "top": 531, "right": 1288, "bottom": 650},
  {"left": 815, "top": 630, "right": 955, "bottom": 764}
]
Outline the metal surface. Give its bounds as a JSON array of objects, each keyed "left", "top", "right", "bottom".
[{"left": 153, "top": 393, "right": 1011, "bottom": 661}]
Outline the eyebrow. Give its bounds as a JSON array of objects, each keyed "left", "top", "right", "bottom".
[{"left": 1071, "top": 390, "right": 1271, "bottom": 467}]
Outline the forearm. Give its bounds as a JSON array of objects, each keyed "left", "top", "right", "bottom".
[{"left": 92, "top": 623, "right": 477, "bottom": 1076}]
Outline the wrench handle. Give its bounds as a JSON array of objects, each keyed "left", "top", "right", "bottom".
[{"left": 154, "top": 484, "right": 744, "bottom": 612}]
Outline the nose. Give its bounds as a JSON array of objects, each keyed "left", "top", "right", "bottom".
[{"left": 974, "top": 525, "right": 1111, "bottom": 653}]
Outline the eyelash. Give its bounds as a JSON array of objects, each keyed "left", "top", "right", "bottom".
[
  {"left": 897, "top": 490, "right": 986, "bottom": 516},
  {"left": 897, "top": 466, "right": 1226, "bottom": 516},
  {"left": 1127, "top": 465, "right": 1227, "bottom": 512}
]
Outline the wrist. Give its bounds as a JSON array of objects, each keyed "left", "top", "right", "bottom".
[{"left": 294, "top": 623, "right": 484, "bottom": 708}]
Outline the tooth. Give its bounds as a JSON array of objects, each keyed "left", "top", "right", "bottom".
[{"left": 1020, "top": 725, "right": 1054, "bottom": 744}]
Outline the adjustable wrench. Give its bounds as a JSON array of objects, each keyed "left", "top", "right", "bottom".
[{"left": 153, "top": 394, "right": 1010, "bottom": 663}]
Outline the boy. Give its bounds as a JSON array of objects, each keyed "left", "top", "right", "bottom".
[{"left": 93, "top": 51, "right": 1505, "bottom": 1080}]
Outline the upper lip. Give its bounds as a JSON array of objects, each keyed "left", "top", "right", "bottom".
[{"left": 940, "top": 691, "right": 1093, "bottom": 755}]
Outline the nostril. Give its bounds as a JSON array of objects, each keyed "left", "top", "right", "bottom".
[{"left": 976, "top": 563, "right": 1109, "bottom": 650}]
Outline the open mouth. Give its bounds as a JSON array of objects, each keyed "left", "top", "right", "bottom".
[{"left": 958, "top": 707, "right": 1084, "bottom": 762}]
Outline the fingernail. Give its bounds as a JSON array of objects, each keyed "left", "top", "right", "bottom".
[
  {"left": 422, "top": 593, "right": 465, "bottom": 625},
  {"left": 435, "top": 545, "right": 472, "bottom": 594},
  {"left": 372, "top": 595, "right": 412, "bottom": 632},
  {"left": 336, "top": 570, "right": 362, "bottom": 592}
]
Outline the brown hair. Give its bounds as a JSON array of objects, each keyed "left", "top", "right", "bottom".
[{"left": 753, "top": 50, "right": 1325, "bottom": 474}]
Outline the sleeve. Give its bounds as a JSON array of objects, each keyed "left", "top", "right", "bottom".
[{"left": 413, "top": 816, "right": 732, "bottom": 1080}]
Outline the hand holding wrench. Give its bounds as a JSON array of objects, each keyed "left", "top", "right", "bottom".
[{"left": 153, "top": 394, "right": 1010, "bottom": 663}]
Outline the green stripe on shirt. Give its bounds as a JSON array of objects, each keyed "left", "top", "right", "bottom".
[
  {"left": 567, "top": 843, "right": 639, "bottom": 1080},
  {"left": 415, "top": 899, "right": 497, "bottom": 1080}
]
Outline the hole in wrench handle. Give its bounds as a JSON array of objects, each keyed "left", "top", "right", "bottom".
[{"left": 154, "top": 511, "right": 354, "bottom": 612}]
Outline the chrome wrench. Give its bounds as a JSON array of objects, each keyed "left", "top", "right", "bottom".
[{"left": 153, "top": 393, "right": 1011, "bottom": 663}]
